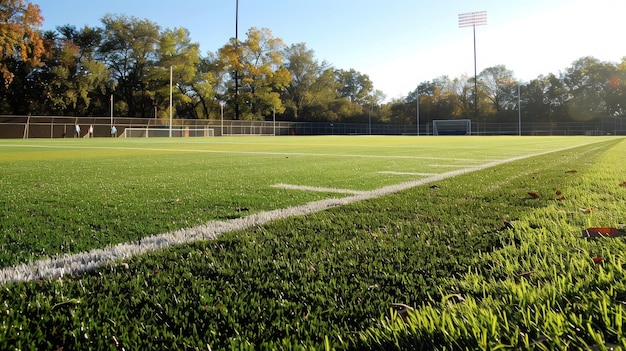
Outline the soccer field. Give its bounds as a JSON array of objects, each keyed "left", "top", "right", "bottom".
[
  {"left": 1, "top": 135, "right": 626, "bottom": 349},
  {"left": 0, "top": 136, "right": 610, "bottom": 275}
]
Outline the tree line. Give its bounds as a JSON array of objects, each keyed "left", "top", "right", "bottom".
[{"left": 2, "top": 0, "right": 625, "bottom": 126}]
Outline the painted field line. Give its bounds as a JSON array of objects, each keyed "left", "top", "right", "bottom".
[
  {"left": 0, "top": 143, "right": 493, "bottom": 162},
  {"left": 378, "top": 171, "right": 437, "bottom": 176},
  {"left": 272, "top": 183, "right": 367, "bottom": 195},
  {"left": 429, "top": 164, "right": 481, "bottom": 168},
  {"left": 0, "top": 141, "right": 604, "bottom": 285}
]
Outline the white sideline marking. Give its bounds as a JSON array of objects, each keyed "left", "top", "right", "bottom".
[
  {"left": 379, "top": 171, "right": 437, "bottom": 176},
  {"left": 272, "top": 183, "right": 367, "bottom": 195},
  {"left": 0, "top": 143, "right": 603, "bottom": 285},
  {"left": 0, "top": 143, "right": 492, "bottom": 162}
]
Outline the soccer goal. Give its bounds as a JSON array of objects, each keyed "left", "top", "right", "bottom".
[
  {"left": 121, "top": 127, "right": 215, "bottom": 138},
  {"left": 432, "top": 119, "right": 472, "bottom": 135}
]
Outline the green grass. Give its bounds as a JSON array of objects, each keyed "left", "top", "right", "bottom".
[
  {"left": 1, "top": 136, "right": 625, "bottom": 350},
  {"left": 0, "top": 136, "right": 604, "bottom": 267},
  {"left": 357, "top": 138, "right": 626, "bottom": 350}
]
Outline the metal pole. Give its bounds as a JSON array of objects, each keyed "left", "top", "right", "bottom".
[
  {"left": 518, "top": 84, "right": 521, "bottom": 136},
  {"left": 169, "top": 65, "right": 173, "bottom": 138},
  {"left": 234, "top": 0, "right": 239, "bottom": 120},
  {"left": 24, "top": 114, "right": 30, "bottom": 139},
  {"left": 368, "top": 104, "right": 372, "bottom": 135},
  {"left": 235, "top": 0, "right": 239, "bottom": 42},
  {"left": 473, "top": 24, "right": 478, "bottom": 122},
  {"left": 110, "top": 94, "right": 113, "bottom": 127},
  {"left": 220, "top": 102, "right": 224, "bottom": 136},
  {"left": 416, "top": 92, "right": 420, "bottom": 136},
  {"left": 273, "top": 106, "right": 276, "bottom": 136}
]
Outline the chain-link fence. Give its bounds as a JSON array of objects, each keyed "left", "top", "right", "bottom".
[{"left": 1, "top": 115, "right": 625, "bottom": 138}]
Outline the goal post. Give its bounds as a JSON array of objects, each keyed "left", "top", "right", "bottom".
[
  {"left": 432, "top": 119, "right": 472, "bottom": 135},
  {"left": 121, "top": 127, "right": 215, "bottom": 138}
]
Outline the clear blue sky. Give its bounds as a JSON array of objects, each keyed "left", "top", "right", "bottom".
[{"left": 38, "top": 0, "right": 625, "bottom": 101}]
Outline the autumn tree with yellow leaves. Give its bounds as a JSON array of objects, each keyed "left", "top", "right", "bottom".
[{"left": 0, "top": 0, "right": 45, "bottom": 86}]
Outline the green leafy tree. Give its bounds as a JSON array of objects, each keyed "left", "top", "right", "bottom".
[
  {"left": 301, "top": 67, "right": 341, "bottom": 121},
  {"left": 415, "top": 77, "right": 456, "bottom": 125},
  {"left": 38, "top": 25, "right": 110, "bottom": 116},
  {"left": 542, "top": 73, "right": 569, "bottom": 122},
  {"left": 520, "top": 76, "right": 550, "bottom": 123},
  {"left": 606, "top": 57, "right": 626, "bottom": 116},
  {"left": 61, "top": 25, "right": 110, "bottom": 116},
  {"left": 306, "top": 68, "right": 373, "bottom": 122},
  {"left": 186, "top": 53, "right": 220, "bottom": 119},
  {"left": 364, "top": 89, "right": 386, "bottom": 124},
  {"left": 41, "top": 29, "right": 80, "bottom": 114},
  {"left": 479, "top": 65, "right": 518, "bottom": 121},
  {"left": 282, "top": 46, "right": 376, "bottom": 122},
  {"left": 152, "top": 27, "right": 202, "bottom": 119},
  {"left": 219, "top": 27, "right": 290, "bottom": 120},
  {"left": 98, "top": 14, "right": 160, "bottom": 117},
  {"left": 387, "top": 96, "right": 411, "bottom": 125},
  {"left": 282, "top": 42, "right": 327, "bottom": 120},
  {"left": 335, "top": 68, "right": 373, "bottom": 106},
  {"left": 448, "top": 74, "right": 474, "bottom": 120},
  {"left": 562, "top": 56, "right": 615, "bottom": 120}
]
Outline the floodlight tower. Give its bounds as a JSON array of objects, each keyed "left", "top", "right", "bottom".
[
  {"left": 458, "top": 11, "right": 487, "bottom": 122},
  {"left": 234, "top": 0, "right": 240, "bottom": 120},
  {"left": 169, "top": 65, "right": 172, "bottom": 138}
]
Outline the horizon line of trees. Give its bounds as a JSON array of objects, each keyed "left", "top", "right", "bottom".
[{"left": 2, "top": 0, "right": 626, "bottom": 127}]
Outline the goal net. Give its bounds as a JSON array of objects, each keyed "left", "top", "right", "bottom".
[
  {"left": 432, "top": 119, "right": 472, "bottom": 135},
  {"left": 121, "top": 127, "right": 214, "bottom": 138}
]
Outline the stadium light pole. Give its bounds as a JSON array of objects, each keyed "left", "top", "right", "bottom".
[
  {"left": 169, "top": 65, "right": 173, "bottom": 138},
  {"left": 459, "top": 11, "right": 487, "bottom": 122},
  {"left": 234, "top": 0, "right": 240, "bottom": 120}
]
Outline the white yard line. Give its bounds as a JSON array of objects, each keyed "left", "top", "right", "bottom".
[{"left": 0, "top": 142, "right": 602, "bottom": 285}]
